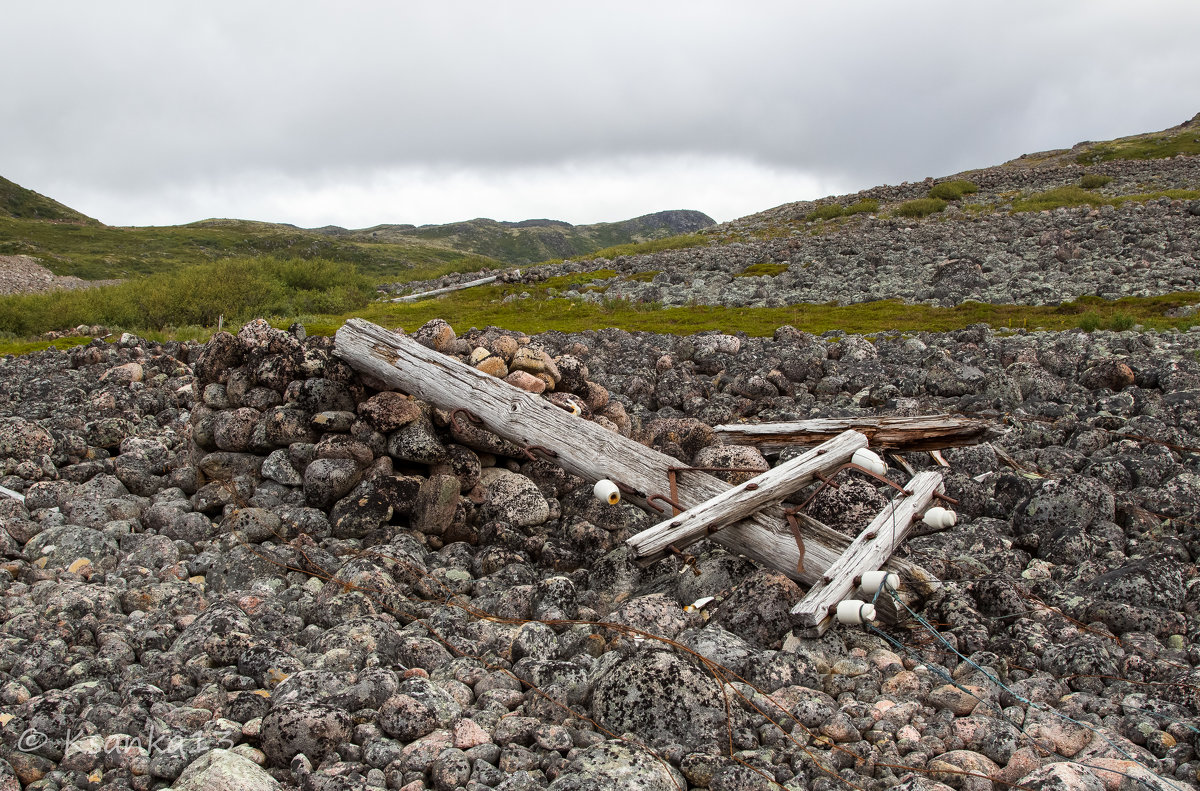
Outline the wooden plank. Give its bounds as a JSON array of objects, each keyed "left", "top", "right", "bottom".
[
  {"left": 713, "top": 415, "right": 994, "bottom": 455},
  {"left": 626, "top": 431, "right": 866, "bottom": 560},
  {"left": 334, "top": 318, "right": 935, "bottom": 588},
  {"left": 0, "top": 485, "right": 25, "bottom": 503},
  {"left": 390, "top": 275, "right": 499, "bottom": 303},
  {"left": 791, "top": 470, "right": 943, "bottom": 635}
]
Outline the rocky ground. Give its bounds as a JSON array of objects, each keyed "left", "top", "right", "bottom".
[
  {"left": 1, "top": 314, "right": 1199, "bottom": 791},
  {"left": 0, "top": 257, "right": 120, "bottom": 297}
]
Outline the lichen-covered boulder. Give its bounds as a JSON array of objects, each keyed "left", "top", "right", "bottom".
[
  {"left": 591, "top": 651, "right": 727, "bottom": 747},
  {"left": 481, "top": 468, "right": 550, "bottom": 527},
  {"left": 0, "top": 417, "right": 54, "bottom": 461},
  {"left": 259, "top": 702, "right": 352, "bottom": 767},
  {"left": 547, "top": 741, "right": 685, "bottom": 791}
]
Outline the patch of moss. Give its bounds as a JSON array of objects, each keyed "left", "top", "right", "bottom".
[
  {"left": 5, "top": 289, "right": 1198, "bottom": 356},
  {"left": 894, "top": 198, "right": 948, "bottom": 218},
  {"left": 1012, "top": 187, "right": 1200, "bottom": 213},
  {"left": 736, "top": 262, "right": 789, "bottom": 278},
  {"left": 574, "top": 233, "right": 708, "bottom": 261}
]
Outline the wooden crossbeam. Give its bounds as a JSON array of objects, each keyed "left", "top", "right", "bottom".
[
  {"left": 714, "top": 415, "right": 994, "bottom": 455},
  {"left": 790, "top": 470, "right": 943, "bottom": 636},
  {"left": 625, "top": 431, "right": 866, "bottom": 561}
]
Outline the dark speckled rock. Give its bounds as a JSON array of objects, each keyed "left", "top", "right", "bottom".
[
  {"left": 260, "top": 702, "right": 353, "bottom": 767},
  {"left": 710, "top": 569, "right": 803, "bottom": 649},
  {"left": 1013, "top": 475, "right": 1115, "bottom": 536},
  {"left": 1087, "top": 553, "right": 1187, "bottom": 610},
  {"left": 591, "top": 651, "right": 728, "bottom": 747},
  {"left": 303, "top": 457, "right": 363, "bottom": 509},
  {"left": 357, "top": 391, "right": 422, "bottom": 433}
]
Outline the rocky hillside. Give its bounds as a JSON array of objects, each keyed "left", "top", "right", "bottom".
[
  {"left": 314, "top": 210, "right": 715, "bottom": 266},
  {"left": 393, "top": 114, "right": 1196, "bottom": 314}
]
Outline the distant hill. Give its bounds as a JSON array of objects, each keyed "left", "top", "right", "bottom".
[
  {"left": 315, "top": 209, "right": 715, "bottom": 265},
  {"left": 0, "top": 173, "right": 714, "bottom": 282},
  {"left": 0, "top": 176, "right": 98, "bottom": 224}
]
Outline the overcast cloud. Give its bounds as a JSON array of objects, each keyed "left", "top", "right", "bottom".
[{"left": 3, "top": 1, "right": 1199, "bottom": 227}]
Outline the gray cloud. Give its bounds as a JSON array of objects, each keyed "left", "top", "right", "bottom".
[{"left": 3, "top": 1, "right": 1199, "bottom": 225}]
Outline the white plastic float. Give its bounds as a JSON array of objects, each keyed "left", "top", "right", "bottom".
[{"left": 593, "top": 479, "right": 621, "bottom": 505}]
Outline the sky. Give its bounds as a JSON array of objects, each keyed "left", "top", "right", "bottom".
[{"left": 3, "top": 1, "right": 1200, "bottom": 229}]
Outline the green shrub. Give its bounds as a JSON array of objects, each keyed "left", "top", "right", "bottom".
[
  {"left": 927, "top": 180, "right": 979, "bottom": 201},
  {"left": 806, "top": 204, "right": 846, "bottom": 221},
  {"left": 0, "top": 256, "right": 373, "bottom": 337},
  {"left": 843, "top": 199, "right": 879, "bottom": 215},
  {"left": 1011, "top": 186, "right": 1106, "bottom": 212},
  {"left": 1078, "top": 311, "right": 1102, "bottom": 332},
  {"left": 1078, "top": 173, "right": 1113, "bottom": 189},
  {"left": 1107, "top": 312, "right": 1136, "bottom": 331},
  {"left": 894, "top": 198, "right": 948, "bottom": 218}
]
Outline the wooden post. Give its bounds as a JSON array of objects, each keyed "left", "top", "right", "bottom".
[
  {"left": 626, "top": 431, "right": 866, "bottom": 560},
  {"left": 790, "top": 471, "right": 943, "bottom": 636},
  {"left": 390, "top": 275, "right": 500, "bottom": 303},
  {"left": 713, "top": 415, "right": 994, "bottom": 455},
  {"left": 334, "top": 318, "right": 935, "bottom": 589}
]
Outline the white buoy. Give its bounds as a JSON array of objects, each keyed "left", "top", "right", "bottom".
[
  {"left": 851, "top": 448, "right": 888, "bottom": 476},
  {"left": 860, "top": 570, "right": 899, "bottom": 595},
  {"left": 922, "top": 506, "right": 957, "bottom": 529},
  {"left": 836, "top": 599, "right": 877, "bottom": 625},
  {"left": 593, "top": 479, "right": 621, "bottom": 505}
]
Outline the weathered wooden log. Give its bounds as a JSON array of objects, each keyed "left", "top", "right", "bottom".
[
  {"left": 713, "top": 415, "right": 995, "bottom": 454},
  {"left": 791, "top": 471, "right": 943, "bottom": 635},
  {"left": 334, "top": 318, "right": 935, "bottom": 589},
  {"left": 0, "top": 485, "right": 24, "bottom": 503},
  {"left": 626, "top": 431, "right": 866, "bottom": 560},
  {"left": 390, "top": 275, "right": 499, "bottom": 303}
]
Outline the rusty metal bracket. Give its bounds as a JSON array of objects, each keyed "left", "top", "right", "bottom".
[
  {"left": 646, "top": 492, "right": 687, "bottom": 515},
  {"left": 663, "top": 465, "right": 767, "bottom": 518},
  {"left": 520, "top": 444, "right": 559, "bottom": 463},
  {"left": 612, "top": 480, "right": 648, "bottom": 500},
  {"left": 449, "top": 407, "right": 484, "bottom": 433},
  {"left": 667, "top": 544, "right": 700, "bottom": 576},
  {"left": 782, "top": 506, "right": 807, "bottom": 575}
]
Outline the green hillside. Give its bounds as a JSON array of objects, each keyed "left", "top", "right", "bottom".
[
  {"left": 0, "top": 176, "right": 98, "bottom": 224},
  {"left": 319, "top": 209, "right": 715, "bottom": 265}
]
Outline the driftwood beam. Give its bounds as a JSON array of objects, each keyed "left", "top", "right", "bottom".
[
  {"left": 390, "top": 275, "right": 500, "bottom": 303},
  {"left": 713, "top": 415, "right": 995, "bottom": 454},
  {"left": 333, "top": 318, "right": 935, "bottom": 589},
  {"left": 791, "top": 470, "right": 943, "bottom": 635},
  {"left": 626, "top": 431, "right": 866, "bottom": 560}
]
